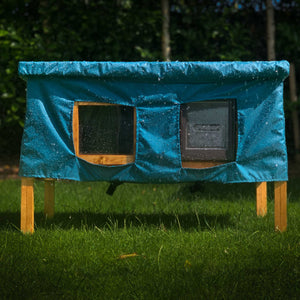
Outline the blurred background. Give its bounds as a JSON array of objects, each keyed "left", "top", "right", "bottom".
[{"left": 0, "top": 0, "right": 299, "bottom": 162}]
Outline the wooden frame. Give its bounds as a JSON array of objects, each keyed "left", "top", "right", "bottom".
[
  {"left": 21, "top": 178, "right": 287, "bottom": 234},
  {"left": 73, "top": 102, "right": 136, "bottom": 166}
]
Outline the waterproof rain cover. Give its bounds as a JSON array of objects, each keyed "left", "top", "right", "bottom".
[{"left": 18, "top": 61, "right": 289, "bottom": 183}]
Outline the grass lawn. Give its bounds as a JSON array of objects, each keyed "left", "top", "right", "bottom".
[{"left": 0, "top": 179, "right": 299, "bottom": 299}]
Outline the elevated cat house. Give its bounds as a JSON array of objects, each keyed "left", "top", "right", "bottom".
[{"left": 18, "top": 61, "right": 289, "bottom": 233}]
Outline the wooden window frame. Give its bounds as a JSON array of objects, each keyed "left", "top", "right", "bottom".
[{"left": 73, "top": 102, "right": 136, "bottom": 166}]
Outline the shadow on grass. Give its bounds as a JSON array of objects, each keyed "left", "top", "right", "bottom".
[
  {"left": 0, "top": 211, "right": 232, "bottom": 232},
  {"left": 178, "top": 180, "right": 300, "bottom": 203},
  {"left": 175, "top": 182, "right": 256, "bottom": 201}
]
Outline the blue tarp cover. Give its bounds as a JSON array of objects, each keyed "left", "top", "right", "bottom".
[{"left": 18, "top": 61, "right": 289, "bottom": 183}]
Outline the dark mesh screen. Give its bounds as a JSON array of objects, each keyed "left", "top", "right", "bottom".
[{"left": 79, "top": 105, "right": 134, "bottom": 154}]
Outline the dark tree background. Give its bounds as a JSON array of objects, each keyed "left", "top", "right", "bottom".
[{"left": 0, "top": 0, "right": 299, "bottom": 157}]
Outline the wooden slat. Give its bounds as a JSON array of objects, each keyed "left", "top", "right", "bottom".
[
  {"left": 274, "top": 181, "right": 287, "bottom": 232},
  {"left": 78, "top": 154, "right": 135, "bottom": 165},
  {"left": 256, "top": 182, "right": 267, "bottom": 217},
  {"left": 21, "top": 177, "right": 34, "bottom": 234},
  {"left": 181, "top": 161, "right": 225, "bottom": 169},
  {"left": 73, "top": 102, "right": 79, "bottom": 155},
  {"left": 44, "top": 179, "right": 55, "bottom": 219},
  {"left": 76, "top": 102, "right": 119, "bottom": 106}
]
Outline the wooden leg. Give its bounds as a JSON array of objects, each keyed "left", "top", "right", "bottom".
[
  {"left": 256, "top": 182, "right": 267, "bottom": 217},
  {"left": 44, "top": 179, "right": 55, "bottom": 219},
  {"left": 274, "top": 181, "right": 287, "bottom": 232},
  {"left": 21, "top": 177, "right": 34, "bottom": 234}
]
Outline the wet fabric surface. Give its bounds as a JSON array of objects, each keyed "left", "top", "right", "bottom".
[{"left": 19, "top": 61, "right": 289, "bottom": 183}]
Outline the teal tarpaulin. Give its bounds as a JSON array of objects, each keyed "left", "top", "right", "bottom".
[{"left": 18, "top": 61, "right": 289, "bottom": 183}]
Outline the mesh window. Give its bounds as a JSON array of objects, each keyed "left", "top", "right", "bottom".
[{"left": 78, "top": 105, "right": 134, "bottom": 155}]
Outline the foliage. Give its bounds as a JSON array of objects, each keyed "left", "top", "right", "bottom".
[{"left": 0, "top": 0, "right": 299, "bottom": 156}]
